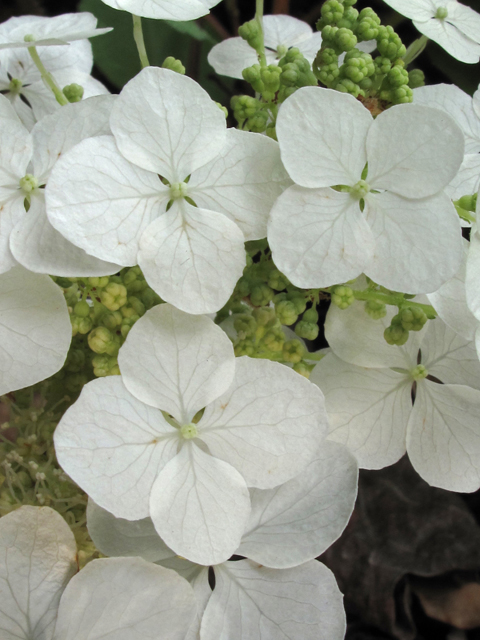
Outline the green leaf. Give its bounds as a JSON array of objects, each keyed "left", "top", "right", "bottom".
[{"left": 78, "top": 0, "right": 233, "bottom": 103}]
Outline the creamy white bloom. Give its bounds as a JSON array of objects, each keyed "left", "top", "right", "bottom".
[
  {"left": 0, "top": 13, "right": 112, "bottom": 50},
  {"left": 0, "top": 506, "right": 197, "bottom": 640},
  {"left": 466, "top": 193, "right": 480, "bottom": 325},
  {"left": 312, "top": 302, "right": 480, "bottom": 492},
  {"left": 0, "top": 93, "right": 120, "bottom": 276},
  {"left": 100, "top": 0, "right": 221, "bottom": 20},
  {"left": 268, "top": 87, "right": 464, "bottom": 293},
  {"left": 54, "top": 304, "right": 328, "bottom": 565},
  {"left": 414, "top": 83, "right": 480, "bottom": 200},
  {"left": 382, "top": 0, "right": 480, "bottom": 63},
  {"left": 46, "top": 67, "right": 289, "bottom": 314},
  {"left": 0, "top": 266, "right": 71, "bottom": 395}
]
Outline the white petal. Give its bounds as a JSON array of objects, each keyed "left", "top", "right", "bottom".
[
  {"left": 446, "top": 153, "right": 480, "bottom": 200},
  {"left": 111, "top": 67, "right": 225, "bottom": 181},
  {"left": 467, "top": 226, "right": 480, "bottom": 321},
  {"left": 263, "top": 14, "right": 313, "bottom": 49},
  {"left": 149, "top": 441, "right": 251, "bottom": 566},
  {"left": 200, "top": 357, "right": 328, "bottom": 489},
  {"left": 407, "top": 381, "right": 480, "bottom": 492},
  {"left": 364, "top": 190, "right": 463, "bottom": 293},
  {"left": 0, "top": 198, "right": 23, "bottom": 275},
  {"left": 0, "top": 506, "right": 77, "bottom": 640},
  {"left": 296, "top": 32, "right": 324, "bottom": 62},
  {"left": 118, "top": 303, "right": 235, "bottom": 424},
  {"left": 201, "top": 560, "right": 346, "bottom": 640},
  {"left": 444, "top": 2, "right": 480, "bottom": 45},
  {"left": 276, "top": 87, "right": 372, "bottom": 188},
  {"left": 0, "top": 95, "right": 32, "bottom": 186},
  {"left": 379, "top": 0, "right": 434, "bottom": 21},
  {"left": 54, "top": 376, "right": 179, "bottom": 520},
  {"left": 367, "top": 104, "right": 464, "bottom": 198},
  {"left": 32, "top": 95, "right": 116, "bottom": 181},
  {"left": 311, "top": 353, "right": 411, "bottom": 469},
  {"left": 189, "top": 129, "right": 290, "bottom": 241},
  {"left": 238, "top": 441, "right": 358, "bottom": 568},
  {"left": 138, "top": 200, "right": 246, "bottom": 315},
  {"left": 86, "top": 499, "right": 174, "bottom": 563},
  {"left": 427, "top": 241, "right": 478, "bottom": 341},
  {"left": 325, "top": 299, "right": 422, "bottom": 369},
  {"left": 268, "top": 186, "right": 374, "bottom": 288},
  {"left": 413, "top": 84, "right": 480, "bottom": 154},
  {"left": 10, "top": 194, "right": 121, "bottom": 276},
  {"left": 474, "top": 84, "right": 480, "bottom": 120},
  {"left": 100, "top": 0, "right": 221, "bottom": 21},
  {"left": 413, "top": 16, "right": 480, "bottom": 64},
  {"left": 53, "top": 558, "right": 196, "bottom": 640},
  {"left": 420, "top": 318, "right": 480, "bottom": 389},
  {"left": 207, "top": 37, "right": 258, "bottom": 79},
  {"left": 46, "top": 135, "right": 168, "bottom": 266},
  {"left": 0, "top": 266, "right": 71, "bottom": 394}
]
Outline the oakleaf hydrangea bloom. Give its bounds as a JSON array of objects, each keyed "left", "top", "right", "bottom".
[
  {"left": 465, "top": 191, "right": 480, "bottom": 324},
  {"left": 100, "top": 0, "right": 222, "bottom": 21},
  {"left": 0, "top": 13, "right": 112, "bottom": 50},
  {"left": 0, "top": 266, "right": 71, "bottom": 395},
  {"left": 414, "top": 83, "right": 480, "bottom": 200},
  {"left": 46, "top": 67, "right": 288, "bottom": 314},
  {"left": 86, "top": 440, "right": 357, "bottom": 640},
  {"left": 54, "top": 304, "right": 328, "bottom": 565},
  {"left": 208, "top": 15, "right": 324, "bottom": 79},
  {"left": 268, "top": 87, "right": 464, "bottom": 293},
  {"left": 0, "top": 506, "right": 197, "bottom": 640},
  {"left": 382, "top": 0, "right": 480, "bottom": 63},
  {"left": 311, "top": 301, "right": 480, "bottom": 492},
  {"left": 0, "top": 93, "right": 120, "bottom": 276}
]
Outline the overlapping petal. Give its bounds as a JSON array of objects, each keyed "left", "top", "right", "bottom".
[
  {"left": 118, "top": 304, "right": 235, "bottom": 424},
  {"left": 100, "top": 0, "right": 221, "bottom": 21}
]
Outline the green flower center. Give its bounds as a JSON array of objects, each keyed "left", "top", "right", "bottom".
[
  {"left": 8, "top": 78, "right": 23, "bottom": 95},
  {"left": 410, "top": 364, "right": 428, "bottom": 381},
  {"left": 180, "top": 423, "right": 198, "bottom": 440},
  {"left": 19, "top": 174, "right": 39, "bottom": 195},
  {"left": 276, "top": 44, "right": 288, "bottom": 59},
  {"left": 435, "top": 7, "right": 448, "bottom": 19},
  {"left": 351, "top": 179, "right": 371, "bottom": 199},
  {"left": 23, "top": 34, "right": 36, "bottom": 42},
  {"left": 170, "top": 181, "right": 189, "bottom": 200}
]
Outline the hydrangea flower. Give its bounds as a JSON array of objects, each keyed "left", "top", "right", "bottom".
[
  {"left": 268, "top": 87, "right": 464, "bottom": 294},
  {"left": 0, "top": 13, "right": 112, "bottom": 50},
  {"left": 0, "top": 506, "right": 197, "bottom": 640},
  {"left": 54, "top": 303, "right": 328, "bottom": 566},
  {"left": 0, "top": 266, "right": 71, "bottom": 395},
  {"left": 46, "top": 66, "right": 289, "bottom": 314},
  {"left": 311, "top": 300, "right": 480, "bottom": 492},
  {"left": 414, "top": 83, "right": 480, "bottom": 200},
  {"left": 100, "top": 0, "right": 221, "bottom": 21},
  {"left": 86, "top": 439, "right": 357, "bottom": 640},
  {"left": 465, "top": 191, "right": 480, "bottom": 325},
  {"left": 0, "top": 93, "right": 120, "bottom": 276},
  {"left": 382, "top": 0, "right": 480, "bottom": 63}
]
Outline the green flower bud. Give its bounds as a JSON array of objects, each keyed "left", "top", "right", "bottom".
[
  {"left": 139, "top": 288, "right": 162, "bottom": 310},
  {"left": 261, "top": 65, "right": 282, "bottom": 93},
  {"left": 234, "top": 338, "right": 255, "bottom": 357},
  {"left": 457, "top": 194, "right": 477, "bottom": 212},
  {"left": 250, "top": 283, "right": 274, "bottom": 307},
  {"left": 408, "top": 68, "right": 425, "bottom": 89},
  {"left": 243, "top": 64, "right": 265, "bottom": 93},
  {"left": 262, "top": 327, "right": 285, "bottom": 352},
  {"left": 341, "top": 50, "right": 375, "bottom": 83},
  {"left": 283, "top": 339, "right": 305, "bottom": 363},
  {"left": 71, "top": 315, "right": 93, "bottom": 336},
  {"left": 73, "top": 300, "right": 90, "bottom": 318},
  {"left": 246, "top": 110, "right": 269, "bottom": 133},
  {"left": 121, "top": 315, "right": 140, "bottom": 339},
  {"left": 252, "top": 306, "right": 276, "bottom": 327},
  {"left": 314, "top": 47, "right": 339, "bottom": 85},
  {"left": 355, "top": 8, "right": 380, "bottom": 40},
  {"left": 375, "top": 56, "right": 392, "bottom": 74},
  {"left": 293, "top": 361, "right": 314, "bottom": 378},
  {"left": 92, "top": 354, "right": 120, "bottom": 377},
  {"left": 88, "top": 276, "right": 110, "bottom": 289},
  {"left": 398, "top": 306, "right": 427, "bottom": 331},
  {"left": 332, "top": 76, "right": 363, "bottom": 97},
  {"left": 238, "top": 19, "right": 263, "bottom": 51},
  {"left": 318, "top": 0, "right": 344, "bottom": 28},
  {"left": 410, "top": 364, "right": 428, "bottom": 380},
  {"left": 268, "top": 268, "right": 289, "bottom": 291},
  {"left": 387, "top": 65, "right": 409, "bottom": 88},
  {"left": 295, "top": 321, "right": 319, "bottom": 341},
  {"left": 338, "top": 7, "right": 359, "bottom": 30},
  {"left": 331, "top": 285, "right": 355, "bottom": 309},
  {"left": 288, "top": 294, "right": 308, "bottom": 315},
  {"left": 303, "top": 307, "right": 319, "bottom": 323},
  {"left": 384, "top": 323, "right": 409, "bottom": 345},
  {"left": 162, "top": 56, "right": 186, "bottom": 74},
  {"left": 376, "top": 25, "right": 406, "bottom": 60},
  {"left": 364, "top": 299, "right": 387, "bottom": 319},
  {"left": 63, "top": 83, "right": 84, "bottom": 103},
  {"left": 231, "top": 95, "right": 260, "bottom": 121},
  {"left": 100, "top": 282, "right": 128, "bottom": 311},
  {"left": 215, "top": 102, "right": 228, "bottom": 118},
  {"left": 234, "top": 314, "right": 257, "bottom": 337},
  {"left": 88, "top": 326, "right": 114, "bottom": 354},
  {"left": 234, "top": 276, "right": 251, "bottom": 298},
  {"left": 275, "top": 300, "right": 298, "bottom": 326}
]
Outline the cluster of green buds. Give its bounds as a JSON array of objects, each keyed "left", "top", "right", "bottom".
[
  {"left": 314, "top": 0, "right": 417, "bottom": 105},
  {"left": 384, "top": 304, "right": 431, "bottom": 345},
  {"left": 55, "top": 267, "right": 162, "bottom": 387},
  {"left": 0, "top": 385, "right": 96, "bottom": 566}
]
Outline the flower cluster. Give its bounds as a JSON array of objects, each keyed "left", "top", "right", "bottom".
[{"left": 1, "top": 0, "right": 480, "bottom": 636}]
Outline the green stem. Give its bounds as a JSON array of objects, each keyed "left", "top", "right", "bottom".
[
  {"left": 255, "top": 0, "right": 267, "bottom": 67},
  {"left": 132, "top": 15, "right": 150, "bottom": 69},
  {"left": 352, "top": 289, "right": 436, "bottom": 317},
  {"left": 28, "top": 46, "right": 68, "bottom": 106}
]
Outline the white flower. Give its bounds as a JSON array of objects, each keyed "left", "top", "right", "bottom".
[
  {"left": 0, "top": 13, "right": 112, "bottom": 50},
  {"left": 414, "top": 83, "right": 480, "bottom": 200},
  {"left": 0, "top": 93, "right": 120, "bottom": 276},
  {"left": 54, "top": 303, "right": 328, "bottom": 565},
  {"left": 465, "top": 192, "right": 480, "bottom": 325},
  {"left": 86, "top": 440, "right": 357, "bottom": 640},
  {"left": 46, "top": 67, "right": 289, "bottom": 314},
  {"left": 311, "top": 301, "right": 480, "bottom": 492},
  {"left": 0, "top": 266, "right": 71, "bottom": 395},
  {"left": 268, "top": 87, "right": 464, "bottom": 294},
  {"left": 100, "top": 0, "right": 221, "bottom": 21},
  {"left": 0, "top": 506, "right": 197, "bottom": 640},
  {"left": 382, "top": 0, "right": 480, "bottom": 63}
]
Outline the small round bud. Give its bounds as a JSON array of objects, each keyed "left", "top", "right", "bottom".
[
  {"left": 234, "top": 314, "right": 257, "bottom": 337},
  {"left": 410, "top": 364, "right": 428, "bottom": 380},
  {"left": 275, "top": 300, "right": 298, "bottom": 326},
  {"left": 250, "top": 283, "right": 274, "bottom": 307},
  {"left": 398, "top": 306, "right": 427, "bottom": 331},
  {"left": 100, "top": 282, "right": 128, "bottom": 311},
  {"left": 365, "top": 299, "right": 387, "bottom": 319},
  {"left": 262, "top": 327, "right": 285, "bottom": 352},
  {"left": 88, "top": 326, "right": 114, "bottom": 354},
  {"left": 283, "top": 339, "right": 305, "bottom": 363},
  {"left": 331, "top": 285, "right": 355, "bottom": 309},
  {"left": 181, "top": 423, "right": 198, "bottom": 439},
  {"left": 88, "top": 276, "right": 110, "bottom": 288},
  {"left": 162, "top": 56, "right": 185, "bottom": 74},
  {"left": 238, "top": 19, "right": 263, "bottom": 51},
  {"left": 293, "top": 361, "right": 313, "bottom": 378},
  {"left": 384, "top": 323, "right": 408, "bottom": 345},
  {"left": 234, "top": 339, "right": 255, "bottom": 357},
  {"left": 303, "top": 308, "right": 319, "bottom": 324},
  {"left": 63, "top": 83, "right": 84, "bottom": 103},
  {"left": 435, "top": 7, "right": 448, "bottom": 19},
  {"left": 252, "top": 306, "right": 276, "bottom": 327},
  {"left": 73, "top": 300, "right": 90, "bottom": 318},
  {"left": 295, "top": 321, "right": 319, "bottom": 341}
]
